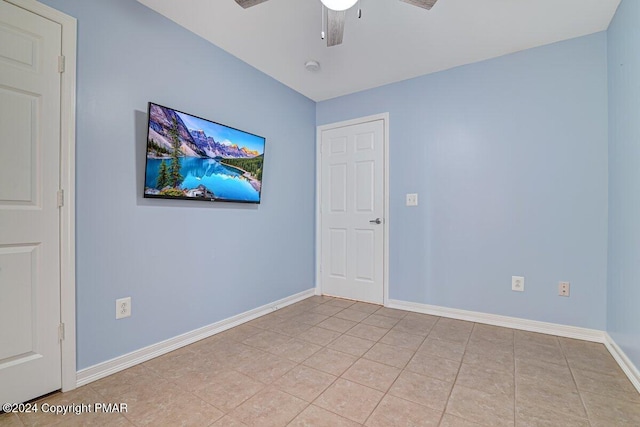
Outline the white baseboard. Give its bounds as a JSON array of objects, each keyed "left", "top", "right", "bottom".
[
  {"left": 387, "top": 299, "right": 604, "bottom": 342},
  {"left": 604, "top": 333, "right": 640, "bottom": 393},
  {"left": 76, "top": 290, "right": 640, "bottom": 396},
  {"left": 76, "top": 288, "right": 316, "bottom": 387},
  {"left": 387, "top": 298, "right": 640, "bottom": 393}
]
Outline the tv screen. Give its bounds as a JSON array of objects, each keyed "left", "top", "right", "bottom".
[{"left": 144, "top": 102, "right": 265, "bottom": 203}]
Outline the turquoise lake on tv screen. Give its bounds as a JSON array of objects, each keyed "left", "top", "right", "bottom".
[{"left": 145, "top": 157, "right": 260, "bottom": 202}]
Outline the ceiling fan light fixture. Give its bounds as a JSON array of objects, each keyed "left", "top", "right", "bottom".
[{"left": 320, "top": 0, "right": 358, "bottom": 11}]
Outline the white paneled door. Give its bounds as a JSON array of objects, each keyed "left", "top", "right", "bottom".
[
  {"left": 0, "top": 0, "right": 63, "bottom": 403},
  {"left": 320, "top": 119, "right": 385, "bottom": 304}
]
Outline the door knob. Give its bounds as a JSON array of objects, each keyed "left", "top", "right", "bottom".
[{"left": 369, "top": 218, "right": 382, "bottom": 224}]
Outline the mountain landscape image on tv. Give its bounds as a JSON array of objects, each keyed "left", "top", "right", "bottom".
[{"left": 144, "top": 103, "right": 265, "bottom": 203}]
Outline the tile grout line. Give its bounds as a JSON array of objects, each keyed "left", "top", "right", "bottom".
[
  {"left": 439, "top": 319, "right": 475, "bottom": 426},
  {"left": 421, "top": 318, "right": 448, "bottom": 426},
  {"left": 309, "top": 301, "right": 382, "bottom": 426},
  {"left": 306, "top": 303, "right": 438, "bottom": 425},
  {"left": 361, "top": 313, "right": 434, "bottom": 426},
  {"left": 273, "top": 316, "right": 333, "bottom": 427},
  {"left": 558, "top": 338, "right": 593, "bottom": 424},
  {"left": 237, "top": 296, "right": 339, "bottom": 426},
  {"left": 334, "top": 302, "right": 391, "bottom": 425},
  {"left": 207, "top": 324, "right": 301, "bottom": 423}
]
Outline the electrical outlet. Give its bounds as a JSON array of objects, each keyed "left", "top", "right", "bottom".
[
  {"left": 559, "top": 281, "right": 570, "bottom": 297},
  {"left": 406, "top": 193, "right": 418, "bottom": 206},
  {"left": 512, "top": 276, "right": 525, "bottom": 292},
  {"left": 116, "top": 297, "right": 131, "bottom": 319}
]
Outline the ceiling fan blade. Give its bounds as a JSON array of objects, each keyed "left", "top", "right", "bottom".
[
  {"left": 399, "top": 0, "right": 438, "bottom": 10},
  {"left": 326, "top": 9, "right": 346, "bottom": 47},
  {"left": 234, "top": 0, "right": 269, "bottom": 8}
]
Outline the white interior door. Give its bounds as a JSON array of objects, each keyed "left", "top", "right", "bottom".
[
  {"left": 320, "top": 119, "right": 385, "bottom": 304},
  {"left": 0, "top": 0, "right": 63, "bottom": 403}
]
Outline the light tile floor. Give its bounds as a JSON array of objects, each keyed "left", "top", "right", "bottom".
[{"left": 3, "top": 296, "right": 640, "bottom": 426}]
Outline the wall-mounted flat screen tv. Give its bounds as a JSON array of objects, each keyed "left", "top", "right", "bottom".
[{"left": 144, "top": 102, "right": 265, "bottom": 203}]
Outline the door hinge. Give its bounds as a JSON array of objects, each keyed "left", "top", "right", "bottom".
[
  {"left": 58, "top": 323, "right": 65, "bottom": 341},
  {"left": 57, "top": 189, "right": 64, "bottom": 208},
  {"left": 58, "top": 55, "right": 65, "bottom": 73}
]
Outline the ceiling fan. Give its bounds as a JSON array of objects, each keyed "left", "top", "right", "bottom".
[{"left": 234, "top": 0, "right": 438, "bottom": 47}]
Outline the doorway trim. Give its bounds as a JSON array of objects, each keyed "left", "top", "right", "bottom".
[
  {"left": 7, "top": 0, "right": 77, "bottom": 392},
  {"left": 315, "top": 113, "right": 390, "bottom": 305}
]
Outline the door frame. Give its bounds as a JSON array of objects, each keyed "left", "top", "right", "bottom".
[
  {"left": 315, "top": 113, "right": 390, "bottom": 305},
  {"left": 6, "top": 0, "right": 77, "bottom": 392}
]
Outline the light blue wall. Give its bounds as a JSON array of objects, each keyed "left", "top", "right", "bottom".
[
  {"left": 607, "top": 0, "right": 640, "bottom": 368},
  {"left": 40, "top": 0, "right": 316, "bottom": 369},
  {"left": 34, "top": 0, "right": 620, "bottom": 368},
  {"left": 318, "top": 34, "right": 609, "bottom": 329}
]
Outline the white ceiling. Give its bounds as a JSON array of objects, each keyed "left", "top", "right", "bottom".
[{"left": 137, "top": 0, "right": 620, "bottom": 101}]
